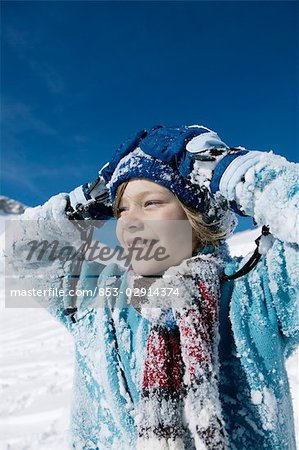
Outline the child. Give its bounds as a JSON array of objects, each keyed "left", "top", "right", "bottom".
[{"left": 7, "top": 125, "right": 298, "bottom": 450}]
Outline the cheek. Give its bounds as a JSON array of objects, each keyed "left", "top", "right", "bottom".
[
  {"left": 115, "top": 221, "right": 124, "bottom": 246},
  {"left": 151, "top": 206, "right": 189, "bottom": 238},
  {"left": 159, "top": 204, "right": 188, "bottom": 221},
  {"left": 154, "top": 218, "right": 193, "bottom": 257},
  {"left": 157, "top": 223, "right": 179, "bottom": 244}
]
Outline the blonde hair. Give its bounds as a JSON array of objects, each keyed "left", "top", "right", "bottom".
[{"left": 113, "top": 180, "right": 229, "bottom": 252}]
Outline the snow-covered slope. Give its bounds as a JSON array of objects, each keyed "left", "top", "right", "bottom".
[
  {"left": 0, "top": 199, "right": 297, "bottom": 449},
  {"left": 0, "top": 198, "right": 73, "bottom": 449},
  {"left": 227, "top": 227, "right": 262, "bottom": 257}
]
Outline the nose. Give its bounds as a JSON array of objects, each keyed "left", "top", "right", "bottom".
[{"left": 119, "top": 207, "right": 144, "bottom": 231}]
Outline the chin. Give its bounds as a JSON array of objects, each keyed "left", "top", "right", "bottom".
[
  {"left": 131, "top": 261, "right": 167, "bottom": 277},
  {"left": 129, "top": 250, "right": 193, "bottom": 277}
]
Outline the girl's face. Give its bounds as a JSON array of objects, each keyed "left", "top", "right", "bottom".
[{"left": 115, "top": 179, "right": 196, "bottom": 276}]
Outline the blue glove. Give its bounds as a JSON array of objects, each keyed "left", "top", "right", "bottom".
[
  {"left": 98, "top": 125, "right": 218, "bottom": 183},
  {"left": 139, "top": 125, "right": 228, "bottom": 167},
  {"left": 66, "top": 128, "right": 149, "bottom": 226},
  {"left": 137, "top": 125, "right": 246, "bottom": 188},
  {"left": 99, "top": 124, "right": 232, "bottom": 181},
  {"left": 66, "top": 171, "right": 113, "bottom": 228},
  {"left": 99, "top": 129, "right": 148, "bottom": 183}
]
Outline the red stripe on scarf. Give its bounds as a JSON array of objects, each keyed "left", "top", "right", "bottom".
[
  {"left": 197, "top": 281, "right": 218, "bottom": 337},
  {"left": 178, "top": 282, "right": 218, "bottom": 381},
  {"left": 142, "top": 329, "right": 184, "bottom": 390}
]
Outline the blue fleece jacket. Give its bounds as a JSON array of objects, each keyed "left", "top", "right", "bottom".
[{"left": 8, "top": 150, "right": 299, "bottom": 450}]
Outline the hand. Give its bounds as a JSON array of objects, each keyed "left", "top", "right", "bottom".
[
  {"left": 94, "top": 125, "right": 248, "bottom": 209},
  {"left": 99, "top": 124, "right": 233, "bottom": 182},
  {"left": 140, "top": 126, "right": 245, "bottom": 194},
  {"left": 140, "top": 125, "right": 230, "bottom": 167},
  {"left": 65, "top": 126, "right": 149, "bottom": 227},
  {"left": 98, "top": 124, "right": 231, "bottom": 181},
  {"left": 99, "top": 129, "right": 148, "bottom": 183},
  {"left": 66, "top": 173, "right": 113, "bottom": 229},
  {"left": 185, "top": 133, "right": 246, "bottom": 193}
]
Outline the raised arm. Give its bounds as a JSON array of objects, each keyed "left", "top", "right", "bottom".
[
  {"left": 210, "top": 150, "right": 298, "bottom": 244},
  {"left": 209, "top": 150, "right": 299, "bottom": 357},
  {"left": 5, "top": 193, "right": 85, "bottom": 328}
]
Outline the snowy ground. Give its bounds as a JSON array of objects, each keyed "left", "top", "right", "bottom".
[{"left": 0, "top": 220, "right": 298, "bottom": 450}]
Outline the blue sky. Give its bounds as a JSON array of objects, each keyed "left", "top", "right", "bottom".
[{"left": 1, "top": 1, "right": 298, "bottom": 232}]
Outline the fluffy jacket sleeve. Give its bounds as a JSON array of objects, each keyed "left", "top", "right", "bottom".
[
  {"left": 212, "top": 151, "right": 298, "bottom": 244},
  {"left": 5, "top": 193, "right": 86, "bottom": 328},
  {"left": 217, "top": 151, "right": 299, "bottom": 355}
]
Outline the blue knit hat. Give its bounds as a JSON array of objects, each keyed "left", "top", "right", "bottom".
[
  {"left": 106, "top": 125, "right": 237, "bottom": 236},
  {"left": 108, "top": 147, "right": 208, "bottom": 213}
]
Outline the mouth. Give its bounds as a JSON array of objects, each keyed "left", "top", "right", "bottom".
[{"left": 125, "top": 237, "right": 159, "bottom": 249}]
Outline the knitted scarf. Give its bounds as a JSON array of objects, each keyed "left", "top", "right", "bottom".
[{"left": 127, "top": 252, "right": 228, "bottom": 450}]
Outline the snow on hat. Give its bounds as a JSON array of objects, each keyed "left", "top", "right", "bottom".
[{"left": 107, "top": 125, "right": 237, "bottom": 237}]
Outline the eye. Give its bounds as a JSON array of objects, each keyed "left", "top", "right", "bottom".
[
  {"left": 144, "top": 200, "right": 163, "bottom": 208},
  {"left": 116, "top": 200, "right": 164, "bottom": 217}
]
